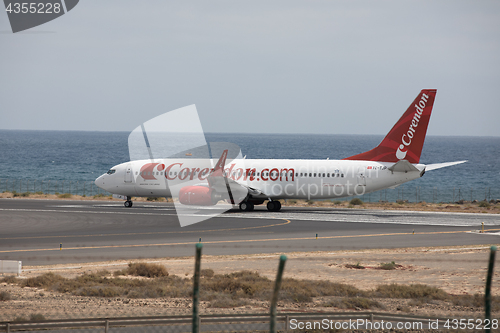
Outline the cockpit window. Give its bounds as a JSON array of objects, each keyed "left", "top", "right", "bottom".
[{"left": 107, "top": 169, "right": 116, "bottom": 175}]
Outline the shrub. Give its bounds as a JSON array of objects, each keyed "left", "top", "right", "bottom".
[
  {"left": 58, "top": 193, "right": 72, "bottom": 198},
  {"left": 147, "top": 197, "right": 165, "bottom": 201},
  {"left": 201, "top": 268, "right": 215, "bottom": 278},
  {"left": 13, "top": 192, "right": 30, "bottom": 197},
  {"left": 77, "top": 286, "right": 121, "bottom": 297},
  {"left": 1, "top": 276, "right": 18, "bottom": 284},
  {"left": 0, "top": 291, "right": 11, "bottom": 301},
  {"left": 479, "top": 201, "right": 491, "bottom": 208},
  {"left": 349, "top": 198, "right": 363, "bottom": 205},
  {"left": 345, "top": 262, "right": 365, "bottom": 269},
  {"left": 324, "top": 297, "right": 383, "bottom": 310},
  {"left": 208, "top": 295, "right": 249, "bottom": 308},
  {"left": 127, "top": 263, "right": 169, "bottom": 278},
  {"left": 29, "top": 313, "right": 46, "bottom": 321},
  {"left": 375, "top": 283, "right": 448, "bottom": 300},
  {"left": 379, "top": 261, "right": 400, "bottom": 270},
  {"left": 23, "top": 272, "right": 65, "bottom": 288}
]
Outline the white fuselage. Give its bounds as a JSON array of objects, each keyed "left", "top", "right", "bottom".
[{"left": 95, "top": 158, "right": 425, "bottom": 200}]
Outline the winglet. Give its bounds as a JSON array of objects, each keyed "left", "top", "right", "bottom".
[{"left": 344, "top": 89, "right": 437, "bottom": 163}]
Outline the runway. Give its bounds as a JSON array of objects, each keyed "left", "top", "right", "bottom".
[{"left": 1, "top": 198, "right": 499, "bottom": 266}]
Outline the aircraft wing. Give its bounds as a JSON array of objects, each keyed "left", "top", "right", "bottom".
[
  {"left": 207, "top": 150, "right": 250, "bottom": 204},
  {"left": 425, "top": 160, "right": 467, "bottom": 171}
]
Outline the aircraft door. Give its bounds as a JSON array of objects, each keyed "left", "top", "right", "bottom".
[
  {"left": 124, "top": 164, "right": 133, "bottom": 183},
  {"left": 357, "top": 167, "right": 366, "bottom": 186}
]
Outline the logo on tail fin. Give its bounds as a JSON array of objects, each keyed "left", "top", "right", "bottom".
[
  {"left": 396, "top": 93, "right": 428, "bottom": 160},
  {"left": 396, "top": 145, "right": 407, "bottom": 159}
]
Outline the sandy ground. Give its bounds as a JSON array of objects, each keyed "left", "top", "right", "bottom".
[{"left": 1, "top": 245, "right": 499, "bottom": 321}]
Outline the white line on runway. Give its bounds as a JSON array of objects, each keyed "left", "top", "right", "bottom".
[{"left": 1, "top": 207, "right": 499, "bottom": 227}]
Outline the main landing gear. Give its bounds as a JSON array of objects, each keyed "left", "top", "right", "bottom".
[
  {"left": 124, "top": 196, "right": 133, "bottom": 208},
  {"left": 238, "top": 199, "right": 281, "bottom": 212},
  {"left": 239, "top": 201, "right": 254, "bottom": 212},
  {"left": 266, "top": 200, "right": 281, "bottom": 212}
]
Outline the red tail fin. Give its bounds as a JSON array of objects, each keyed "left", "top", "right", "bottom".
[{"left": 344, "top": 89, "right": 436, "bottom": 164}]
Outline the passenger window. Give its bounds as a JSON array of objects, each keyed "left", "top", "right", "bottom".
[
  {"left": 309, "top": 173, "right": 312, "bottom": 177},
  {"left": 314, "top": 173, "right": 316, "bottom": 177},
  {"left": 322, "top": 173, "right": 325, "bottom": 177}
]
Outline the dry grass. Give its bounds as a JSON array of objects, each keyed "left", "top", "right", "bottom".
[
  {"left": 125, "top": 263, "right": 169, "bottom": 278},
  {"left": 0, "top": 291, "right": 11, "bottom": 301},
  {"left": 375, "top": 283, "right": 448, "bottom": 300},
  {"left": 452, "top": 294, "right": 500, "bottom": 311},
  {"left": 349, "top": 198, "right": 363, "bottom": 205},
  {"left": 323, "top": 297, "right": 384, "bottom": 310},
  {"left": 1, "top": 276, "right": 18, "bottom": 284},
  {"left": 378, "top": 261, "right": 401, "bottom": 270},
  {"left": 345, "top": 262, "right": 365, "bottom": 269},
  {"left": 5, "top": 268, "right": 495, "bottom": 312}
]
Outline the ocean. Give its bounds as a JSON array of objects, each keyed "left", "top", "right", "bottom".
[{"left": 0, "top": 130, "right": 498, "bottom": 203}]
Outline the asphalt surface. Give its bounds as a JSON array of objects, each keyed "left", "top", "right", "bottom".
[{"left": 1, "top": 198, "right": 499, "bottom": 266}]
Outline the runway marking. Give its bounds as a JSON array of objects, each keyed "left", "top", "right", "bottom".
[
  {"left": 2, "top": 227, "right": 499, "bottom": 254},
  {"left": 0, "top": 219, "right": 292, "bottom": 240}
]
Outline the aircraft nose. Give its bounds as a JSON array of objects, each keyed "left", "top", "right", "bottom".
[{"left": 95, "top": 174, "right": 108, "bottom": 191}]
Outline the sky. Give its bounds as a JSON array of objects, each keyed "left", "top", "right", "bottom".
[{"left": 1, "top": 0, "right": 499, "bottom": 136}]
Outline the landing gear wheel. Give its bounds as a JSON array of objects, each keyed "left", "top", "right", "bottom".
[
  {"left": 124, "top": 201, "right": 133, "bottom": 208},
  {"left": 239, "top": 201, "right": 255, "bottom": 212},
  {"left": 267, "top": 201, "right": 281, "bottom": 212}
]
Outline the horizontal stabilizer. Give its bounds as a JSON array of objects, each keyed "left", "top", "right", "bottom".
[
  {"left": 388, "top": 160, "right": 420, "bottom": 173},
  {"left": 425, "top": 160, "right": 467, "bottom": 171}
]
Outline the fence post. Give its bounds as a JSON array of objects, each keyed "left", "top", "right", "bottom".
[
  {"left": 485, "top": 246, "right": 497, "bottom": 333},
  {"left": 192, "top": 243, "right": 202, "bottom": 333},
  {"left": 270, "top": 255, "right": 287, "bottom": 333}
]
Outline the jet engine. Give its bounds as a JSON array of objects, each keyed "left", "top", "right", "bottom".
[{"left": 179, "top": 186, "right": 221, "bottom": 206}]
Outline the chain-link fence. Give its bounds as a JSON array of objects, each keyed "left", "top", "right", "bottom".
[
  {"left": 0, "top": 179, "right": 111, "bottom": 197},
  {"left": 0, "top": 178, "right": 497, "bottom": 203}
]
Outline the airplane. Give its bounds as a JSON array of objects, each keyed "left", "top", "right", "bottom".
[{"left": 95, "top": 89, "right": 466, "bottom": 212}]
